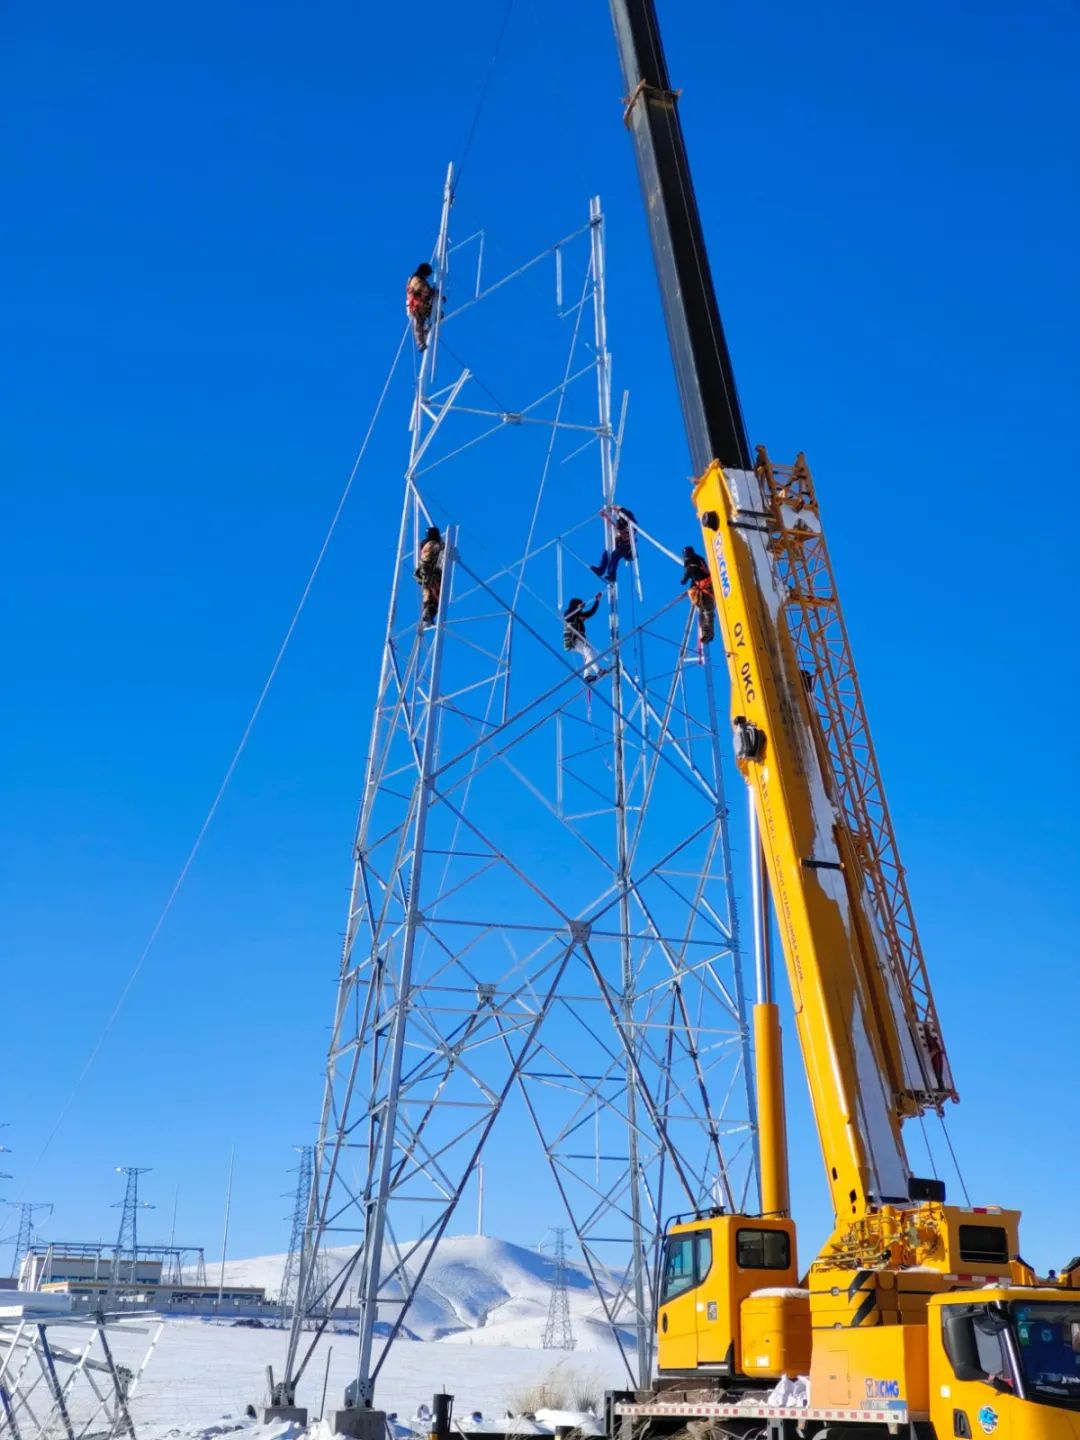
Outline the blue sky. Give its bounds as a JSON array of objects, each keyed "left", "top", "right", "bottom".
[{"left": 3, "top": 0, "right": 1078, "bottom": 1278}]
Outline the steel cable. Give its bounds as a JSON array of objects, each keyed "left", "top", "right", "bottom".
[{"left": 18, "top": 324, "right": 411, "bottom": 1190}]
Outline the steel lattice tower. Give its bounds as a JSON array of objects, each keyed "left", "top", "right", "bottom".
[
  {"left": 4, "top": 1201, "right": 52, "bottom": 1281},
  {"left": 541, "top": 1228, "right": 576, "bottom": 1352},
  {"left": 280, "top": 1147, "right": 312, "bottom": 1317},
  {"left": 112, "top": 1166, "right": 153, "bottom": 1284},
  {"left": 280, "top": 1147, "right": 328, "bottom": 1320},
  {"left": 279, "top": 171, "right": 756, "bottom": 1410}
]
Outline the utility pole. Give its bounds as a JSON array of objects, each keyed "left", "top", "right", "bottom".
[
  {"left": 541, "top": 1229, "right": 576, "bottom": 1352},
  {"left": 112, "top": 1167, "right": 153, "bottom": 1285},
  {"left": 217, "top": 1146, "right": 235, "bottom": 1308}
]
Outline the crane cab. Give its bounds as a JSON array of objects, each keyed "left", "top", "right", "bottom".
[
  {"left": 927, "top": 1287, "right": 1080, "bottom": 1439},
  {"left": 656, "top": 1213, "right": 809, "bottom": 1381}
]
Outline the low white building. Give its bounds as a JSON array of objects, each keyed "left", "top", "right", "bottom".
[{"left": 18, "top": 1248, "right": 266, "bottom": 1308}]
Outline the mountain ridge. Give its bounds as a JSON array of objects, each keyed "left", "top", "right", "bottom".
[{"left": 205, "top": 1233, "right": 634, "bottom": 1352}]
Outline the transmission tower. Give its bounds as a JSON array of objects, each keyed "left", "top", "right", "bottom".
[
  {"left": 276, "top": 171, "right": 755, "bottom": 1412},
  {"left": 112, "top": 1166, "right": 153, "bottom": 1283},
  {"left": 3, "top": 1201, "right": 52, "bottom": 1281},
  {"left": 280, "top": 1146, "right": 312, "bottom": 1315},
  {"left": 541, "top": 1229, "right": 576, "bottom": 1351}
]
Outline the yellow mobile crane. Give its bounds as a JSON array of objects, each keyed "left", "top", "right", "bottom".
[{"left": 606, "top": 4, "right": 1079, "bottom": 1437}]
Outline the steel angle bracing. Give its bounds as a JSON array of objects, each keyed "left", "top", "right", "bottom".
[
  {"left": 280, "top": 181, "right": 755, "bottom": 1408},
  {"left": 0, "top": 1313, "right": 162, "bottom": 1440}
]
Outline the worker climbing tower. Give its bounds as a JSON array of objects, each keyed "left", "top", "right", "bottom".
[{"left": 276, "top": 171, "right": 756, "bottom": 1414}]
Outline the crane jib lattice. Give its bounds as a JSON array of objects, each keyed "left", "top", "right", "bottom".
[{"left": 756, "top": 448, "right": 956, "bottom": 1115}]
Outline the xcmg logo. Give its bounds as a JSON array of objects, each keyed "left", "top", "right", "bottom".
[
  {"left": 865, "top": 1378, "right": 901, "bottom": 1400},
  {"left": 710, "top": 534, "right": 731, "bottom": 597}
]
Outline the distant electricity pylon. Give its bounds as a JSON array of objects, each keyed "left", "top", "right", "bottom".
[
  {"left": 3, "top": 1201, "right": 53, "bottom": 1280},
  {"left": 113, "top": 1166, "right": 153, "bottom": 1283},
  {"left": 275, "top": 171, "right": 755, "bottom": 1413},
  {"left": 280, "top": 1148, "right": 330, "bottom": 1326},
  {"left": 281, "top": 1147, "right": 314, "bottom": 1317},
  {"left": 541, "top": 1229, "right": 576, "bottom": 1352}
]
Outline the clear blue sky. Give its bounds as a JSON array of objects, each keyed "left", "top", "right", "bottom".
[{"left": 3, "top": 0, "right": 1078, "bottom": 1276}]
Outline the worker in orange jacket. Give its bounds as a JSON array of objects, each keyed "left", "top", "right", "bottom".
[{"left": 406, "top": 263, "right": 438, "bottom": 352}]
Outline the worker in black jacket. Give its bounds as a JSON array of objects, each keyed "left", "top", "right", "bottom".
[
  {"left": 563, "top": 592, "right": 603, "bottom": 681},
  {"left": 415, "top": 525, "right": 444, "bottom": 625},
  {"left": 680, "top": 545, "right": 715, "bottom": 644}
]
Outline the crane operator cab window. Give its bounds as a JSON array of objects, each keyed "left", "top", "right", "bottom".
[
  {"left": 942, "top": 1303, "right": 1016, "bottom": 1392},
  {"left": 661, "top": 1230, "right": 712, "bottom": 1304},
  {"left": 1011, "top": 1303, "right": 1080, "bottom": 1404},
  {"left": 943, "top": 1301, "right": 1080, "bottom": 1411},
  {"left": 736, "top": 1227, "right": 791, "bottom": 1270}
]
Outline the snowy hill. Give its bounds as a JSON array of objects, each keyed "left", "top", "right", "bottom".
[{"left": 208, "top": 1234, "right": 632, "bottom": 1352}]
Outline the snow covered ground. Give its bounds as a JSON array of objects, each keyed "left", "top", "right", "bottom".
[
  {"left": 97, "top": 1318, "right": 625, "bottom": 1433},
  {"left": 93, "top": 1235, "right": 636, "bottom": 1436}
]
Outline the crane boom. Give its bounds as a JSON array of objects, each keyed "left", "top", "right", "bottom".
[
  {"left": 608, "top": 2, "right": 751, "bottom": 473},
  {"left": 693, "top": 455, "right": 941, "bottom": 1221},
  {"left": 608, "top": 0, "right": 953, "bottom": 1228}
]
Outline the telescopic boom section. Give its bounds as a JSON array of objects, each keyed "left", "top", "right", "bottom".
[
  {"left": 609, "top": 0, "right": 955, "bottom": 1227},
  {"left": 608, "top": 0, "right": 751, "bottom": 475},
  {"left": 693, "top": 457, "right": 949, "bottom": 1224}
]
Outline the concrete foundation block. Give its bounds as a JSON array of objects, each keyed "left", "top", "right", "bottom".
[
  {"left": 260, "top": 1406, "right": 309, "bottom": 1425},
  {"left": 329, "top": 1409, "right": 387, "bottom": 1440}
]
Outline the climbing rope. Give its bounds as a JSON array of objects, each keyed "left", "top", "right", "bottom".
[{"left": 452, "top": 0, "right": 517, "bottom": 200}]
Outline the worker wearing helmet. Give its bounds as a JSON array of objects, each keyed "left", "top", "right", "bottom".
[
  {"left": 415, "top": 525, "right": 444, "bottom": 625},
  {"left": 680, "top": 545, "right": 715, "bottom": 644},
  {"left": 406, "top": 263, "right": 439, "bottom": 352},
  {"left": 591, "top": 505, "right": 637, "bottom": 584},
  {"left": 563, "top": 593, "right": 603, "bottom": 682}
]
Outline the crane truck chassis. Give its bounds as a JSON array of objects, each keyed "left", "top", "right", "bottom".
[{"left": 605, "top": 3, "right": 1078, "bottom": 1438}]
